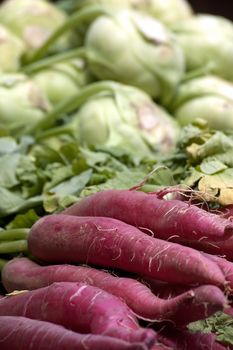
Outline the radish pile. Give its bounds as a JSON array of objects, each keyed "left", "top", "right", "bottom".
[{"left": 1, "top": 189, "right": 233, "bottom": 349}]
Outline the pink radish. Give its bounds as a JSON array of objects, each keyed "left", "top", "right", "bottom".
[
  {"left": 157, "top": 328, "right": 231, "bottom": 350},
  {"left": 0, "top": 316, "right": 149, "bottom": 350},
  {"left": 28, "top": 214, "right": 225, "bottom": 286},
  {"left": 0, "top": 281, "right": 156, "bottom": 346},
  {"left": 203, "top": 253, "right": 233, "bottom": 291},
  {"left": 2, "top": 257, "right": 227, "bottom": 325},
  {"left": 62, "top": 189, "right": 233, "bottom": 241}
]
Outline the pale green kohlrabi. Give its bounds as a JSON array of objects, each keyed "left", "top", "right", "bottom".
[
  {"left": 0, "top": 0, "right": 70, "bottom": 53},
  {"left": 0, "top": 25, "right": 26, "bottom": 73},
  {"left": 172, "top": 15, "right": 233, "bottom": 81},
  {"left": 0, "top": 74, "right": 51, "bottom": 135},
  {"left": 171, "top": 75, "right": 233, "bottom": 131},
  {"left": 67, "top": 84, "right": 180, "bottom": 155},
  {"left": 130, "top": 0, "right": 193, "bottom": 26},
  {"left": 32, "top": 59, "right": 92, "bottom": 106},
  {"left": 85, "top": 10, "right": 185, "bottom": 105}
]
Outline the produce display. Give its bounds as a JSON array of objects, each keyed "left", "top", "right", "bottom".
[{"left": 0, "top": 0, "right": 233, "bottom": 349}]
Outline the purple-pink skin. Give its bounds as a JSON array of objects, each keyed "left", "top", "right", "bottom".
[
  {"left": 225, "top": 307, "right": 233, "bottom": 318},
  {"left": 179, "top": 237, "right": 233, "bottom": 262},
  {"left": 216, "top": 205, "right": 233, "bottom": 221},
  {"left": 157, "top": 328, "right": 230, "bottom": 350},
  {"left": 203, "top": 253, "right": 233, "bottom": 291},
  {"left": 62, "top": 189, "right": 233, "bottom": 241},
  {"left": 28, "top": 214, "right": 225, "bottom": 286},
  {"left": 2, "top": 258, "right": 227, "bottom": 326},
  {"left": 140, "top": 278, "right": 190, "bottom": 299},
  {"left": 0, "top": 316, "right": 149, "bottom": 350},
  {"left": 150, "top": 346, "right": 171, "bottom": 350},
  {"left": 142, "top": 277, "right": 232, "bottom": 320},
  {"left": 0, "top": 282, "right": 156, "bottom": 347}
]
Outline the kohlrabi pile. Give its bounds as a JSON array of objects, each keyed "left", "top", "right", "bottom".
[{"left": 0, "top": 0, "right": 233, "bottom": 349}]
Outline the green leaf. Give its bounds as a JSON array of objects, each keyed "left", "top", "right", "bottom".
[
  {"left": 0, "top": 187, "right": 25, "bottom": 218},
  {"left": 60, "top": 142, "right": 81, "bottom": 163},
  {"left": 80, "top": 147, "right": 109, "bottom": 167},
  {"left": 0, "top": 137, "right": 18, "bottom": 155},
  {"left": 184, "top": 167, "right": 203, "bottom": 187},
  {"left": 187, "top": 132, "right": 233, "bottom": 163},
  {"left": 0, "top": 189, "right": 42, "bottom": 218},
  {"left": 80, "top": 169, "right": 148, "bottom": 197},
  {"left": 189, "top": 312, "right": 233, "bottom": 347},
  {"left": 200, "top": 159, "right": 227, "bottom": 175},
  {"left": 148, "top": 166, "right": 175, "bottom": 186},
  {"left": 30, "top": 143, "right": 64, "bottom": 168},
  {"left": 6, "top": 209, "right": 40, "bottom": 229},
  {"left": 0, "top": 153, "right": 20, "bottom": 188},
  {"left": 44, "top": 170, "right": 93, "bottom": 213},
  {"left": 43, "top": 164, "right": 73, "bottom": 191},
  {"left": 49, "top": 169, "right": 92, "bottom": 196},
  {"left": 16, "top": 155, "right": 41, "bottom": 197}
]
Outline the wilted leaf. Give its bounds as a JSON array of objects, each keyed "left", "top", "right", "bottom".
[{"left": 200, "top": 159, "right": 227, "bottom": 175}]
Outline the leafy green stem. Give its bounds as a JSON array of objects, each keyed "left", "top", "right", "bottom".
[
  {"left": 22, "top": 48, "right": 86, "bottom": 74},
  {"left": 26, "top": 5, "right": 109, "bottom": 63},
  {"left": 0, "top": 240, "right": 28, "bottom": 254},
  {"left": 27, "top": 81, "right": 119, "bottom": 135},
  {"left": 0, "top": 258, "right": 8, "bottom": 271},
  {"left": 0, "top": 229, "right": 30, "bottom": 242}
]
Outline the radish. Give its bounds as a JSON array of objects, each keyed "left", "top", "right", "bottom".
[
  {"left": 225, "top": 307, "right": 233, "bottom": 317},
  {"left": 203, "top": 253, "right": 233, "bottom": 291},
  {"left": 140, "top": 278, "right": 190, "bottom": 299},
  {"left": 28, "top": 214, "right": 225, "bottom": 286},
  {"left": 0, "top": 281, "right": 156, "bottom": 346},
  {"left": 62, "top": 189, "right": 233, "bottom": 241},
  {"left": 217, "top": 205, "right": 233, "bottom": 220},
  {"left": 2, "top": 257, "right": 227, "bottom": 325},
  {"left": 157, "top": 328, "right": 231, "bottom": 350},
  {"left": 179, "top": 237, "right": 233, "bottom": 262},
  {"left": 0, "top": 316, "right": 149, "bottom": 350}
]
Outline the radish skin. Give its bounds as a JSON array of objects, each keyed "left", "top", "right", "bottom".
[
  {"left": 28, "top": 214, "right": 225, "bottom": 286},
  {"left": 217, "top": 205, "right": 233, "bottom": 220},
  {"left": 62, "top": 189, "right": 233, "bottom": 241},
  {"left": 0, "top": 281, "right": 156, "bottom": 346},
  {"left": 141, "top": 278, "right": 190, "bottom": 299},
  {"left": 2, "top": 258, "right": 227, "bottom": 325},
  {"left": 203, "top": 253, "right": 233, "bottom": 291},
  {"left": 225, "top": 307, "right": 233, "bottom": 317},
  {"left": 157, "top": 328, "right": 231, "bottom": 350},
  {"left": 179, "top": 237, "right": 233, "bottom": 262},
  {"left": 0, "top": 316, "right": 149, "bottom": 350}
]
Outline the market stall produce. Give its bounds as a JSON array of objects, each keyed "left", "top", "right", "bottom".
[{"left": 0, "top": 0, "right": 233, "bottom": 349}]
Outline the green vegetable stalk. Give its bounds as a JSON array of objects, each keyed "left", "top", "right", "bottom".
[
  {"left": 0, "top": 229, "right": 29, "bottom": 241},
  {"left": 173, "top": 15, "right": 233, "bottom": 82},
  {"left": 0, "top": 240, "right": 28, "bottom": 254},
  {"left": 0, "top": 25, "right": 25, "bottom": 73},
  {"left": 0, "top": 259, "right": 7, "bottom": 271},
  {"left": 0, "top": 74, "right": 51, "bottom": 135},
  {"left": 27, "top": 5, "right": 108, "bottom": 63},
  {"left": 171, "top": 75, "right": 233, "bottom": 131},
  {"left": 0, "top": 228, "right": 29, "bottom": 255},
  {"left": 25, "top": 5, "right": 184, "bottom": 104},
  {"left": 0, "top": 0, "right": 71, "bottom": 54}
]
